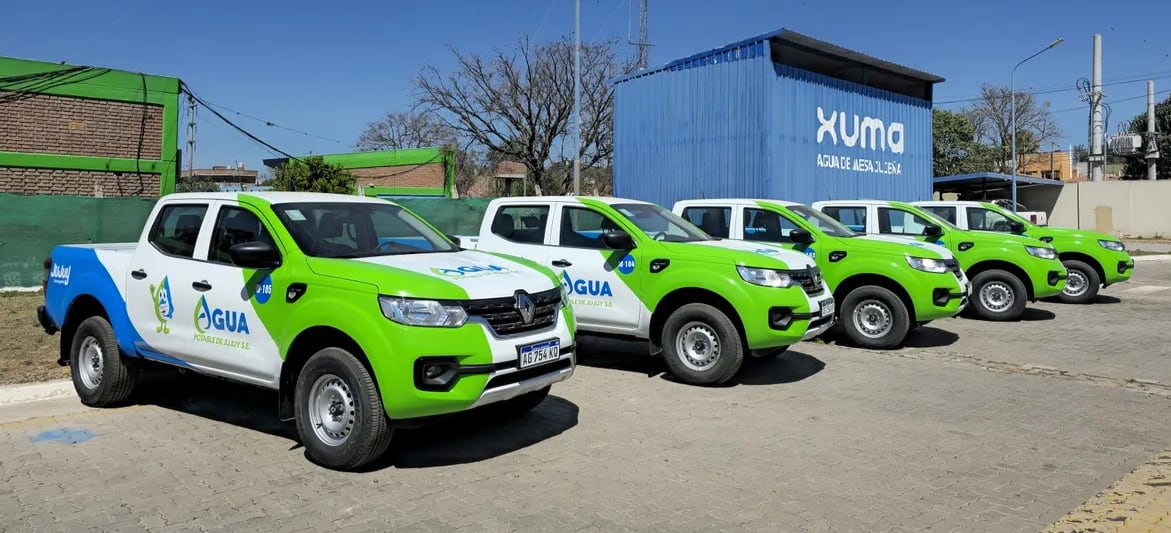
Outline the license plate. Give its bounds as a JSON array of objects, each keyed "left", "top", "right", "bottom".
[
  {"left": 819, "top": 298, "right": 835, "bottom": 318},
  {"left": 517, "top": 339, "right": 561, "bottom": 369}
]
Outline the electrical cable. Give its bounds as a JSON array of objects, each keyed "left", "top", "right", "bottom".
[
  {"left": 195, "top": 96, "right": 343, "bottom": 144},
  {"left": 935, "top": 71, "right": 1171, "bottom": 106},
  {"left": 179, "top": 82, "right": 304, "bottom": 163}
]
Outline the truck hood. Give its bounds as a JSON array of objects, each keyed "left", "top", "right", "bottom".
[
  {"left": 307, "top": 250, "right": 557, "bottom": 300},
  {"left": 1025, "top": 225, "right": 1121, "bottom": 245},
  {"left": 664, "top": 239, "right": 818, "bottom": 270},
  {"left": 851, "top": 235, "right": 954, "bottom": 259}
]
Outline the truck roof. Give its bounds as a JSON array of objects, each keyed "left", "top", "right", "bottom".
[
  {"left": 162, "top": 191, "right": 391, "bottom": 205},
  {"left": 811, "top": 199, "right": 896, "bottom": 207},
  {"left": 912, "top": 200, "right": 989, "bottom": 207},
  {"left": 488, "top": 196, "right": 655, "bottom": 206},
  {"left": 674, "top": 198, "right": 802, "bottom": 208}
]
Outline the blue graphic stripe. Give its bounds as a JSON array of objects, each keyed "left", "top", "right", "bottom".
[{"left": 44, "top": 247, "right": 147, "bottom": 358}]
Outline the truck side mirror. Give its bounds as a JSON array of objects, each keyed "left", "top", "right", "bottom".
[
  {"left": 788, "top": 229, "right": 814, "bottom": 244},
  {"left": 230, "top": 241, "right": 282, "bottom": 269},
  {"left": 602, "top": 230, "right": 637, "bottom": 250},
  {"left": 923, "top": 224, "right": 943, "bottom": 238},
  {"left": 1007, "top": 221, "right": 1026, "bottom": 234}
]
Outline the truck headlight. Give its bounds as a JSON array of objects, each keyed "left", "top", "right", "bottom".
[
  {"left": 378, "top": 296, "right": 468, "bottom": 327},
  {"left": 905, "top": 255, "right": 949, "bottom": 273},
  {"left": 1025, "top": 245, "right": 1057, "bottom": 260},
  {"left": 1098, "top": 239, "right": 1125, "bottom": 252},
  {"left": 737, "top": 265, "right": 792, "bottom": 288}
]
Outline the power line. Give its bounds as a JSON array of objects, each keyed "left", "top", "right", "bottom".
[
  {"left": 195, "top": 96, "right": 343, "bottom": 144},
  {"left": 1052, "top": 89, "right": 1171, "bottom": 114},
  {"left": 935, "top": 70, "right": 1171, "bottom": 105},
  {"left": 591, "top": 0, "right": 627, "bottom": 42},
  {"left": 180, "top": 82, "right": 303, "bottom": 163}
]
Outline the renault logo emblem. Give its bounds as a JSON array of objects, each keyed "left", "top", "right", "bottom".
[{"left": 515, "top": 290, "right": 535, "bottom": 324}]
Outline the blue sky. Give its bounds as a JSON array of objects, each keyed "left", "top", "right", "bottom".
[{"left": 2, "top": 0, "right": 1169, "bottom": 172}]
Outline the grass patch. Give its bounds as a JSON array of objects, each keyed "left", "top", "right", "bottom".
[{"left": 0, "top": 291, "right": 68, "bottom": 385}]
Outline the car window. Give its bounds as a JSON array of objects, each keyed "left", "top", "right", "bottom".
[
  {"left": 877, "top": 207, "right": 934, "bottom": 236},
  {"left": 491, "top": 205, "right": 549, "bottom": 244},
  {"left": 612, "top": 203, "right": 709, "bottom": 242},
  {"left": 787, "top": 204, "right": 856, "bottom": 237},
  {"left": 272, "top": 202, "right": 457, "bottom": 258},
  {"left": 924, "top": 206, "right": 957, "bottom": 224},
  {"left": 966, "top": 207, "right": 1015, "bottom": 232},
  {"left": 208, "top": 206, "right": 277, "bottom": 265},
  {"left": 680, "top": 206, "right": 730, "bottom": 238},
  {"left": 559, "top": 206, "right": 621, "bottom": 249},
  {"left": 148, "top": 204, "right": 208, "bottom": 258},
  {"left": 821, "top": 206, "right": 867, "bottom": 232},
  {"left": 743, "top": 208, "right": 800, "bottom": 243}
]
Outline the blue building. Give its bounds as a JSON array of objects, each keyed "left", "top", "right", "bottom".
[{"left": 611, "top": 28, "right": 944, "bottom": 208}]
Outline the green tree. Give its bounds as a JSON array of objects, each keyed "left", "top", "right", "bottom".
[
  {"left": 173, "top": 177, "right": 220, "bottom": 193},
  {"left": 268, "top": 156, "right": 356, "bottom": 193},
  {"left": 1121, "top": 94, "right": 1171, "bottom": 180},
  {"left": 932, "top": 109, "right": 997, "bottom": 176}
]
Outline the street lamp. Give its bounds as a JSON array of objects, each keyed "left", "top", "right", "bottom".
[{"left": 1011, "top": 37, "right": 1064, "bottom": 212}]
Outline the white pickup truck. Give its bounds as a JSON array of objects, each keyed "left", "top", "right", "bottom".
[
  {"left": 461, "top": 196, "right": 834, "bottom": 386},
  {"left": 37, "top": 192, "right": 576, "bottom": 470}
]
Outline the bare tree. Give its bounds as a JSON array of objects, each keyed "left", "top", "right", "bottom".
[
  {"left": 356, "top": 111, "right": 455, "bottom": 151},
  {"left": 414, "top": 35, "right": 629, "bottom": 194},
  {"left": 963, "top": 84, "right": 1063, "bottom": 173}
]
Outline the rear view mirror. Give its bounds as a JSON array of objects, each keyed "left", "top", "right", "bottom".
[
  {"left": 229, "top": 241, "right": 281, "bottom": 269},
  {"left": 788, "top": 229, "right": 814, "bottom": 244},
  {"left": 1008, "top": 221, "right": 1026, "bottom": 234},
  {"left": 602, "top": 231, "right": 637, "bottom": 250},
  {"left": 923, "top": 225, "right": 943, "bottom": 238}
]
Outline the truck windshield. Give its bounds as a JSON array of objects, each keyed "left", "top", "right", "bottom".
[
  {"left": 271, "top": 202, "right": 458, "bottom": 258},
  {"left": 787, "top": 204, "right": 857, "bottom": 238},
  {"left": 918, "top": 209, "right": 960, "bottom": 231},
  {"left": 612, "top": 203, "right": 711, "bottom": 242}
]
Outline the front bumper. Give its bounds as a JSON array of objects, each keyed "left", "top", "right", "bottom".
[
  {"left": 466, "top": 347, "right": 576, "bottom": 409},
  {"left": 1104, "top": 257, "right": 1135, "bottom": 285}
]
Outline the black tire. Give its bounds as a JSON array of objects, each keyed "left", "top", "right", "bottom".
[
  {"left": 969, "top": 269, "right": 1028, "bottom": 321},
  {"left": 660, "top": 303, "right": 744, "bottom": 386},
  {"left": 839, "top": 286, "right": 911, "bottom": 349},
  {"left": 1058, "top": 259, "right": 1101, "bottom": 304},
  {"left": 498, "top": 386, "right": 551, "bottom": 417},
  {"left": 294, "top": 347, "right": 392, "bottom": 471},
  {"left": 69, "top": 315, "right": 138, "bottom": 407}
]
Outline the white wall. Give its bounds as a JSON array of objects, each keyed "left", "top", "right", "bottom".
[{"left": 1018, "top": 181, "right": 1171, "bottom": 238}]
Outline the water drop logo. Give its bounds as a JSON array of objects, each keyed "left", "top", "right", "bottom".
[
  {"left": 617, "top": 254, "right": 636, "bottom": 275},
  {"left": 255, "top": 275, "right": 272, "bottom": 304},
  {"left": 150, "top": 276, "right": 174, "bottom": 334}
]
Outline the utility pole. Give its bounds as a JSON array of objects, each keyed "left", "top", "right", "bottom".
[
  {"left": 1148, "top": 80, "right": 1159, "bottom": 180},
  {"left": 636, "top": 0, "right": 649, "bottom": 69},
  {"left": 1089, "top": 34, "right": 1105, "bottom": 181},
  {"left": 573, "top": 0, "right": 581, "bottom": 195},
  {"left": 1011, "top": 37, "right": 1064, "bottom": 212},
  {"left": 186, "top": 93, "right": 197, "bottom": 179}
]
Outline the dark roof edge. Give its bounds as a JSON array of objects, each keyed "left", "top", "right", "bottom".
[{"left": 610, "top": 27, "right": 945, "bottom": 86}]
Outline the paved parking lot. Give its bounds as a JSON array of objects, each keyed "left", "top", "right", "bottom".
[{"left": 1, "top": 261, "right": 1169, "bottom": 532}]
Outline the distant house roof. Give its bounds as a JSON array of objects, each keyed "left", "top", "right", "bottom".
[{"left": 611, "top": 27, "right": 944, "bottom": 101}]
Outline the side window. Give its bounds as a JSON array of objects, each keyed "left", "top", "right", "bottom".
[
  {"left": 371, "top": 209, "right": 436, "bottom": 253},
  {"left": 559, "top": 206, "right": 619, "bottom": 249},
  {"left": 680, "top": 206, "right": 730, "bottom": 238},
  {"left": 148, "top": 204, "right": 208, "bottom": 258},
  {"left": 822, "top": 206, "right": 867, "bottom": 231},
  {"left": 491, "top": 205, "right": 549, "bottom": 244},
  {"left": 877, "top": 207, "right": 931, "bottom": 236},
  {"left": 209, "top": 206, "right": 277, "bottom": 265},
  {"left": 966, "top": 207, "right": 1013, "bottom": 232},
  {"left": 743, "top": 208, "right": 800, "bottom": 243},
  {"left": 924, "top": 206, "right": 957, "bottom": 224}
]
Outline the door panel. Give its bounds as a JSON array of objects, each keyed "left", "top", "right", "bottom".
[{"left": 550, "top": 205, "right": 642, "bottom": 332}]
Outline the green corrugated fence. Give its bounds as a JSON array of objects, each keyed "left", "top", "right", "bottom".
[
  {"left": 0, "top": 194, "right": 158, "bottom": 288},
  {"left": 0, "top": 195, "right": 497, "bottom": 288}
]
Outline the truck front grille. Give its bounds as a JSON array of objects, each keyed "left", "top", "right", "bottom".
[
  {"left": 943, "top": 258, "right": 963, "bottom": 278},
  {"left": 462, "top": 287, "right": 561, "bottom": 336},
  {"left": 786, "top": 266, "right": 826, "bottom": 297}
]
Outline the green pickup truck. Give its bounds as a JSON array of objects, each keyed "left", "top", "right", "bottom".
[
  {"left": 673, "top": 199, "right": 970, "bottom": 349},
  {"left": 913, "top": 200, "right": 1134, "bottom": 303},
  {"left": 812, "top": 200, "right": 1067, "bottom": 322}
]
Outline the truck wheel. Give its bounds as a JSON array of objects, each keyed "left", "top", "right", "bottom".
[
  {"left": 69, "top": 316, "right": 138, "bottom": 407},
  {"left": 840, "top": 286, "right": 910, "bottom": 349},
  {"left": 294, "top": 347, "right": 393, "bottom": 471},
  {"left": 969, "top": 270, "right": 1027, "bottom": 321},
  {"left": 660, "top": 303, "right": 744, "bottom": 386},
  {"left": 499, "top": 385, "right": 551, "bottom": 417},
  {"left": 1058, "top": 259, "right": 1100, "bottom": 304}
]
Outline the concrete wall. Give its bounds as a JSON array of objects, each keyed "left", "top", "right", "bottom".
[{"left": 1018, "top": 181, "right": 1171, "bottom": 238}]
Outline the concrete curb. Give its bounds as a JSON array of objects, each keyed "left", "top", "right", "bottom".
[
  {"left": 1133, "top": 254, "right": 1171, "bottom": 263},
  {"left": 0, "top": 380, "right": 73, "bottom": 406}
]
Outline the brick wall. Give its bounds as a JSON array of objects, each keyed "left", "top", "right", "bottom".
[
  {"left": 351, "top": 163, "right": 445, "bottom": 190},
  {"left": 0, "top": 91, "right": 163, "bottom": 160},
  {"left": 0, "top": 167, "right": 160, "bottom": 198}
]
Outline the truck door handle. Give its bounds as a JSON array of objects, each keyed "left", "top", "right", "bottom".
[
  {"left": 192, "top": 280, "right": 212, "bottom": 292},
  {"left": 131, "top": 269, "right": 147, "bottom": 280},
  {"left": 552, "top": 259, "right": 572, "bottom": 267}
]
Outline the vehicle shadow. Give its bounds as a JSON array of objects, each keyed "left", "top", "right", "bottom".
[
  {"left": 130, "top": 365, "right": 580, "bottom": 472},
  {"left": 1018, "top": 307, "right": 1057, "bottom": 321},
  {"left": 901, "top": 326, "right": 960, "bottom": 348},
  {"left": 576, "top": 334, "right": 824, "bottom": 387}
]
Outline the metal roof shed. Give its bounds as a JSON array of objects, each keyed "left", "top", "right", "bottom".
[
  {"left": 933, "top": 172, "right": 1065, "bottom": 198},
  {"left": 611, "top": 28, "right": 944, "bottom": 208}
]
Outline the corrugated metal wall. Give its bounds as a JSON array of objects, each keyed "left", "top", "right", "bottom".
[
  {"left": 613, "top": 40, "right": 933, "bottom": 207},
  {"left": 766, "top": 64, "right": 932, "bottom": 204},
  {"left": 613, "top": 41, "right": 773, "bottom": 207}
]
